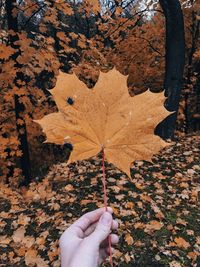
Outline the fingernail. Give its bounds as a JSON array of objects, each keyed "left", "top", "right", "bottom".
[{"left": 101, "top": 212, "right": 112, "bottom": 226}]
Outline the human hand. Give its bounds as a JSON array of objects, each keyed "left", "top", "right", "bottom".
[{"left": 59, "top": 207, "right": 119, "bottom": 267}]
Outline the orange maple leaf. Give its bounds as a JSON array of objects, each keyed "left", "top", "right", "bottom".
[{"left": 35, "top": 69, "right": 171, "bottom": 177}]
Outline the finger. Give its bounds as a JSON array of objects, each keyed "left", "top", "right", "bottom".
[
  {"left": 84, "top": 222, "right": 98, "bottom": 237},
  {"left": 100, "top": 234, "right": 119, "bottom": 248},
  {"left": 84, "top": 219, "right": 118, "bottom": 237},
  {"left": 99, "top": 246, "right": 115, "bottom": 265},
  {"left": 87, "top": 212, "right": 113, "bottom": 243},
  {"left": 112, "top": 219, "right": 118, "bottom": 230},
  {"left": 69, "top": 207, "right": 113, "bottom": 233},
  {"left": 106, "top": 246, "right": 115, "bottom": 255},
  {"left": 98, "top": 248, "right": 107, "bottom": 265}
]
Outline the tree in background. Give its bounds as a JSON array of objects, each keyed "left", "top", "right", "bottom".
[
  {"left": 0, "top": 0, "right": 199, "bottom": 186},
  {"left": 155, "top": 0, "right": 185, "bottom": 140},
  {"left": 0, "top": 0, "right": 59, "bottom": 185}
]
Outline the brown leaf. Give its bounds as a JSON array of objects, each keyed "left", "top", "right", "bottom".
[
  {"left": 0, "top": 236, "right": 11, "bottom": 245},
  {"left": 174, "top": 237, "right": 190, "bottom": 249},
  {"left": 125, "top": 233, "right": 134, "bottom": 245},
  {"left": 124, "top": 252, "right": 131, "bottom": 263},
  {"left": 25, "top": 248, "right": 48, "bottom": 267},
  {"left": 144, "top": 220, "right": 163, "bottom": 232},
  {"left": 64, "top": 184, "right": 74, "bottom": 191},
  {"left": 169, "top": 261, "right": 182, "bottom": 267},
  {"left": 12, "top": 226, "right": 26, "bottom": 243},
  {"left": 187, "top": 251, "right": 198, "bottom": 261}
]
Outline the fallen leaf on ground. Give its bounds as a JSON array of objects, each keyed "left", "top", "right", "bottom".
[
  {"left": 125, "top": 233, "right": 134, "bottom": 245},
  {"left": 174, "top": 237, "right": 190, "bottom": 249}
]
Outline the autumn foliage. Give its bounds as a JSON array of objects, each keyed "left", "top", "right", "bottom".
[
  {"left": 0, "top": 1, "right": 199, "bottom": 183},
  {"left": 0, "top": 1, "right": 200, "bottom": 266}
]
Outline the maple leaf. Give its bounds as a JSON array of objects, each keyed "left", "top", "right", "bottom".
[{"left": 35, "top": 69, "right": 171, "bottom": 177}]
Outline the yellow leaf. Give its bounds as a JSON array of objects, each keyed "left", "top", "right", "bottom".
[{"left": 36, "top": 69, "right": 171, "bottom": 177}]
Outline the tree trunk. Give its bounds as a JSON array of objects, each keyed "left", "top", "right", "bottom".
[
  {"left": 155, "top": 0, "right": 185, "bottom": 140},
  {"left": 5, "top": 0, "right": 31, "bottom": 185}
]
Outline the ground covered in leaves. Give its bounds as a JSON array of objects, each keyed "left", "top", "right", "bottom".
[{"left": 0, "top": 134, "right": 199, "bottom": 267}]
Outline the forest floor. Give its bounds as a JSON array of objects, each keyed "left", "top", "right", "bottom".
[{"left": 0, "top": 133, "right": 199, "bottom": 267}]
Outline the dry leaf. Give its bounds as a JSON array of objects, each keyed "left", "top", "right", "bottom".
[
  {"left": 36, "top": 69, "right": 171, "bottom": 177},
  {"left": 22, "top": 236, "right": 35, "bottom": 248},
  {"left": 134, "top": 222, "right": 145, "bottom": 229},
  {"left": 115, "top": 194, "right": 125, "bottom": 201},
  {"left": 125, "top": 233, "right": 134, "bottom": 245},
  {"left": 124, "top": 252, "right": 131, "bottom": 263},
  {"left": 25, "top": 248, "right": 37, "bottom": 265},
  {"left": 187, "top": 251, "right": 198, "bottom": 261},
  {"left": 176, "top": 218, "right": 187, "bottom": 226},
  {"left": 25, "top": 248, "right": 48, "bottom": 267},
  {"left": 113, "top": 249, "right": 123, "bottom": 259},
  {"left": 12, "top": 226, "right": 26, "bottom": 243},
  {"left": 0, "top": 236, "right": 11, "bottom": 245},
  {"left": 64, "top": 184, "right": 74, "bottom": 191},
  {"left": 144, "top": 220, "right": 163, "bottom": 232},
  {"left": 196, "top": 236, "right": 200, "bottom": 244},
  {"left": 174, "top": 237, "right": 190, "bottom": 249},
  {"left": 169, "top": 261, "right": 182, "bottom": 267}
]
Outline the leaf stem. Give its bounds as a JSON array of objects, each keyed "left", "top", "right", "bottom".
[{"left": 102, "top": 147, "right": 114, "bottom": 267}]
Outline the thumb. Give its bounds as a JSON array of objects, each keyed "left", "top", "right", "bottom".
[{"left": 88, "top": 212, "right": 112, "bottom": 244}]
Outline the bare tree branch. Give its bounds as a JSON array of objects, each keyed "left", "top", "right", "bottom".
[{"left": 22, "top": 3, "right": 46, "bottom": 29}]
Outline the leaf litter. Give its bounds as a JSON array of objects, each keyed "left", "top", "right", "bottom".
[{"left": 0, "top": 134, "right": 199, "bottom": 266}]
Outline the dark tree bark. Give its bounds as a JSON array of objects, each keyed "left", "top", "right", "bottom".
[
  {"left": 5, "top": 0, "right": 31, "bottom": 185},
  {"left": 184, "top": 12, "right": 199, "bottom": 133},
  {"left": 155, "top": 0, "right": 185, "bottom": 140}
]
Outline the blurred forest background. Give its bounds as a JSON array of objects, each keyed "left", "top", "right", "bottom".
[{"left": 0, "top": 0, "right": 200, "bottom": 186}]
